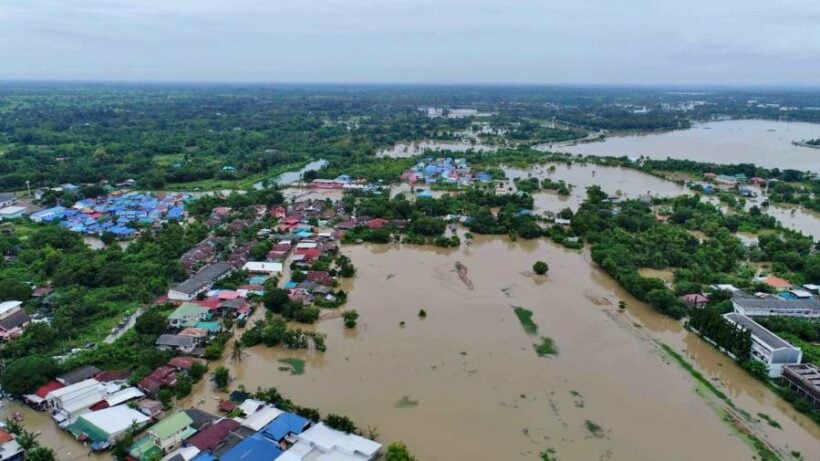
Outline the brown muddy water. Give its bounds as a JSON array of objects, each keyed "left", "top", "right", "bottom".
[
  {"left": 187, "top": 236, "right": 818, "bottom": 460},
  {"left": 503, "top": 163, "right": 688, "bottom": 213},
  {"left": 559, "top": 119, "right": 820, "bottom": 172}
]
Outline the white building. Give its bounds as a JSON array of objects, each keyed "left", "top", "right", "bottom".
[
  {"left": 731, "top": 291, "right": 820, "bottom": 318},
  {"left": 45, "top": 378, "right": 107, "bottom": 426},
  {"left": 723, "top": 313, "right": 802, "bottom": 377},
  {"left": 0, "top": 206, "right": 26, "bottom": 220},
  {"left": 242, "top": 261, "right": 283, "bottom": 275},
  {"left": 278, "top": 422, "right": 381, "bottom": 461}
]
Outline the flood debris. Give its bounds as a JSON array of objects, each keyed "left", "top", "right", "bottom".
[{"left": 455, "top": 261, "right": 474, "bottom": 289}]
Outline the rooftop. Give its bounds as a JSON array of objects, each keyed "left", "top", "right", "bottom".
[
  {"left": 171, "top": 262, "right": 233, "bottom": 296},
  {"left": 724, "top": 313, "right": 798, "bottom": 351}
]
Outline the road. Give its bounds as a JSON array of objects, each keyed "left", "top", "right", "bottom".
[{"left": 103, "top": 307, "right": 144, "bottom": 344}]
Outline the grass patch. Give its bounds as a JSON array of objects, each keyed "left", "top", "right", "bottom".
[
  {"left": 756, "top": 412, "right": 782, "bottom": 429},
  {"left": 584, "top": 419, "right": 605, "bottom": 438},
  {"left": 534, "top": 337, "right": 557, "bottom": 356},
  {"left": 278, "top": 358, "right": 306, "bottom": 375},
  {"left": 513, "top": 306, "right": 538, "bottom": 335}
]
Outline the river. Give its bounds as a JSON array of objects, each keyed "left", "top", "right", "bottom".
[
  {"left": 253, "top": 159, "right": 328, "bottom": 190},
  {"left": 557, "top": 119, "right": 820, "bottom": 172},
  {"left": 185, "top": 236, "right": 819, "bottom": 460}
]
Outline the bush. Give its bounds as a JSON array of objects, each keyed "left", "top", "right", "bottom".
[
  {"left": 533, "top": 261, "right": 549, "bottom": 275},
  {"left": 324, "top": 414, "right": 357, "bottom": 433},
  {"left": 211, "top": 366, "right": 230, "bottom": 390},
  {"left": 342, "top": 310, "right": 359, "bottom": 328}
]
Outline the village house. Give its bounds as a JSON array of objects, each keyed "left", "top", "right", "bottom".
[
  {"left": 278, "top": 422, "right": 381, "bottom": 461},
  {"left": 67, "top": 404, "right": 151, "bottom": 450},
  {"left": 242, "top": 261, "right": 283, "bottom": 275},
  {"left": 45, "top": 378, "right": 108, "bottom": 427},
  {"left": 0, "top": 193, "right": 16, "bottom": 208},
  {"left": 723, "top": 313, "right": 802, "bottom": 377},
  {"left": 681, "top": 293, "right": 709, "bottom": 309},
  {"left": 129, "top": 411, "right": 197, "bottom": 460},
  {"left": 57, "top": 365, "right": 101, "bottom": 386},
  {"left": 167, "top": 303, "right": 211, "bottom": 328},
  {"left": 0, "top": 428, "right": 24, "bottom": 461},
  {"left": 168, "top": 262, "right": 233, "bottom": 301},
  {"left": 0, "top": 301, "right": 30, "bottom": 341},
  {"left": 155, "top": 334, "right": 198, "bottom": 354}
]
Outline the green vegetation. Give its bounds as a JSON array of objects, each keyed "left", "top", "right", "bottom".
[
  {"left": 211, "top": 366, "right": 230, "bottom": 390},
  {"left": 756, "top": 413, "right": 782, "bottom": 429},
  {"left": 241, "top": 316, "right": 327, "bottom": 352},
  {"left": 534, "top": 337, "right": 558, "bottom": 357},
  {"left": 342, "top": 310, "right": 359, "bottom": 328},
  {"left": 687, "top": 308, "right": 752, "bottom": 360},
  {"left": 278, "top": 358, "right": 306, "bottom": 375},
  {"left": 394, "top": 395, "right": 420, "bottom": 408},
  {"left": 584, "top": 419, "right": 605, "bottom": 438},
  {"left": 385, "top": 442, "right": 417, "bottom": 461},
  {"left": 512, "top": 306, "right": 538, "bottom": 335},
  {"left": 533, "top": 261, "right": 549, "bottom": 275},
  {"left": 418, "top": 308, "right": 427, "bottom": 318}
]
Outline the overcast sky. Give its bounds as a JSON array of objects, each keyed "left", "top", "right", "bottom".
[{"left": 1, "top": 0, "right": 818, "bottom": 85}]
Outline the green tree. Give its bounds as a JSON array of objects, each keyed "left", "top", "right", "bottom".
[
  {"left": 22, "top": 447, "right": 56, "bottom": 461},
  {"left": 342, "top": 310, "right": 359, "bottom": 328},
  {"left": 385, "top": 442, "right": 416, "bottom": 461},
  {"left": 0, "top": 355, "right": 58, "bottom": 395},
  {"left": 324, "top": 414, "right": 357, "bottom": 433},
  {"left": 0, "top": 279, "right": 32, "bottom": 301},
  {"left": 533, "top": 261, "right": 549, "bottom": 275},
  {"left": 212, "top": 366, "right": 230, "bottom": 390},
  {"left": 134, "top": 309, "right": 168, "bottom": 336}
]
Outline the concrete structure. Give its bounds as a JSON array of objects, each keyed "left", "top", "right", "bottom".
[
  {"left": 278, "top": 422, "right": 381, "bottom": 461},
  {"left": 0, "top": 194, "right": 15, "bottom": 208},
  {"left": 731, "top": 291, "right": 820, "bottom": 318},
  {"left": 29, "top": 206, "right": 66, "bottom": 223},
  {"left": 45, "top": 379, "right": 107, "bottom": 426},
  {"left": 781, "top": 364, "right": 820, "bottom": 409},
  {"left": 168, "top": 263, "right": 233, "bottom": 301},
  {"left": 167, "top": 303, "right": 211, "bottom": 328},
  {"left": 156, "top": 334, "right": 197, "bottom": 354},
  {"left": 67, "top": 404, "right": 150, "bottom": 446},
  {"left": 723, "top": 313, "right": 802, "bottom": 377},
  {"left": 0, "top": 206, "right": 26, "bottom": 220},
  {"left": 242, "top": 261, "right": 283, "bottom": 275},
  {"left": 0, "top": 301, "right": 29, "bottom": 341},
  {"left": 0, "top": 428, "right": 23, "bottom": 461}
]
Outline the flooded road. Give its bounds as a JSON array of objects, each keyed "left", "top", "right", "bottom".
[
  {"left": 559, "top": 119, "right": 820, "bottom": 172},
  {"left": 198, "top": 237, "right": 818, "bottom": 460}
]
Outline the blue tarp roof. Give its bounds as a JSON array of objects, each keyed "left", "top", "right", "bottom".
[
  {"left": 260, "top": 413, "right": 309, "bottom": 442},
  {"left": 220, "top": 434, "right": 282, "bottom": 461},
  {"left": 192, "top": 453, "right": 215, "bottom": 461}
]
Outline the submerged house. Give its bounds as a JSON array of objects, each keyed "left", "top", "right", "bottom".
[{"left": 67, "top": 405, "right": 150, "bottom": 450}]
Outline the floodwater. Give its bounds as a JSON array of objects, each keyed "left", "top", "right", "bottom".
[
  {"left": 1, "top": 401, "right": 104, "bottom": 461},
  {"left": 253, "top": 159, "right": 329, "bottom": 190},
  {"left": 558, "top": 119, "right": 820, "bottom": 172},
  {"left": 377, "top": 140, "right": 498, "bottom": 158},
  {"left": 503, "top": 163, "right": 688, "bottom": 212},
  {"left": 191, "top": 237, "right": 819, "bottom": 460}
]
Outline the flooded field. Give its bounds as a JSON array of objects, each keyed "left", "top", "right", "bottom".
[
  {"left": 559, "top": 119, "right": 820, "bottom": 172},
  {"left": 503, "top": 163, "right": 689, "bottom": 212},
  {"left": 189, "top": 237, "right": 818, "bottom": 460}
]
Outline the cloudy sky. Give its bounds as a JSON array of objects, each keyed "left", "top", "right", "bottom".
[{"left": 1, "top": 0, "right": 818, "bottom": 85}]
